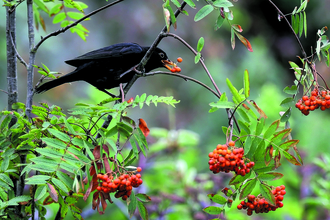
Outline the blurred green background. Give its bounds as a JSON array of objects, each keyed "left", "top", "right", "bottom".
[{"left": 1, "top": 0, "right": 330, "bottom": 219}]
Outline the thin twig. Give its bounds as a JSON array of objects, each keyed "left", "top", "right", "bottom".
[
  {"left": 9, "top": 31, "right": 27, "bottom": 67},
  {"left": 145, "top": 71, "right": 220, "bottom": 98},
  {"left": 268, "top": 0, "right": 307, "bottom": 59},
  {"left": 33, "top": 0, "right": 124, "bottom": 52},
  {"left": 0, "top": 89, "right": 9, "bottom": 94},
  {"left": 162, "top": 32, "right": 222, "bottom": 96},
  {"left": 8, "top": 0, "right": 25, "bottom": 13}
]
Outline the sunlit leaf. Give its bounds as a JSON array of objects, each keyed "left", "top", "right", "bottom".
[
  {"left": 259, "top": 183, "right": 276, "bottom": 205},
  {"left": 194, "top": 5, "right": 214, "bottom": 22},
  {"left": 239, "top": 178, "right": 257, "bottom": 200}
]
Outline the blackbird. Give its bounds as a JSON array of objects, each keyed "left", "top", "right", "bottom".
[{"left": 35, "top": 42, "right": 175, "bottom": 97}]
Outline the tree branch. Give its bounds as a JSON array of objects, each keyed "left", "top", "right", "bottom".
[
  {"left": 268, "top": 0, "right": 307, "bottom": 59},
  {"left": 145, "top": 71, "right": 220, "bottom": 98},
  {"left": 33, "top": 0, "right": 124, "bottom": 52}
]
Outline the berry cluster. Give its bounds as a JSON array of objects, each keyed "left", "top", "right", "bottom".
[
  {"left": 96, "top": 167, "right": 143, "bottom": 201},
  {"left": 170, "top": 57, "right": 183, "bottom": 73},
  {"left": 237, "top": 185, "right": 286, "bottom": 216},
  {"left": 295, "top": 88, "right": 330, "bottom": 115},
  {"left": 208, "top": 142, "right": 255, "bottom": 176}
]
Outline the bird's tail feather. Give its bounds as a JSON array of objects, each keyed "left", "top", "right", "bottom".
[{"left": 35, "top": 71, "right": 78, "bottom": 94}]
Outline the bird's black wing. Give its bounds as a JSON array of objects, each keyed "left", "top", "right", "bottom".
[{"left": 65, "top": 43, "right": 143, "bottom": 67}]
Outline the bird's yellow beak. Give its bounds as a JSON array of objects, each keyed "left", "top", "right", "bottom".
[{"left": 162, "top": 59, "right": 176, "bottom": 71}]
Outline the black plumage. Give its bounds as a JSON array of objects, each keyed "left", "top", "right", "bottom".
[{"left": 35, "top": 43, "right": 174, "bottom": 97}]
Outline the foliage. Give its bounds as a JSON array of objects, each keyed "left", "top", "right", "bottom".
[{"left": 2, "top": 0, "right": 330, "bottom": 219}]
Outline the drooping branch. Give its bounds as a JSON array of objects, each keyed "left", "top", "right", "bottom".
[
  {"left": 33, "top": 0, "right": 124, "bottom": 52},
  {"left": 145, "top": 71, "right": 220, "bottom": 98},
  {"left": 268, "top": 0, "right": 307, "bottom": 59}
]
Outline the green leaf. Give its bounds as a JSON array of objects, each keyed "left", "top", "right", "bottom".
[
  {"left": 231, "top": 27, "right": 235, "bottom": 50},
  {"left": 8, "top": 195, "right": 31, "bottom": 204},
  {"left": 137, "top": 200, "right": 148, "bottom": 220},
  {"left": 280, "top": 97, "right": 294, "bottom": 108},
  {"left": 304, "top": 11, "right": 307, "bottom": 37},
  {"left": 25, "top": 175, "right": 51, "bottom": 185},
  {"left": 283, "top": 85, "right": 298, "bottom": 95},
  {"left": 171, "top": 0, "right": 181, "bottom": 7},
  {"left": 136, "top": 193, "right": 152, "bottom": 202},
  {"left": 197, "top": 37, "right": 204, "bottom": 52},
  {"left": 207, "top": 194, "right": 227, "bottom": 205},
  {"left": 215, "top": 14, "right": 224, "bottom": 30},
  {"left": 243, "top": 69, "right": 250, "bottom": 99},
  {"left": 56, "top": 171, "right": 73, "bottom": 189},
  {"left": 34, "top": 0, "right": 49, "bottom": 13},
  {"left": 213, "top": 0, "right": 234, "bottom": 8},
  {"left": 128, "top": 191, "right": 137, "bottom": 217},
  {"left": 282, "top": 150, "right": 302, "bottom": 165},
  {"left": 280, "top": 108, "right": 291, "bottom": 122},
  {"left": 239, "top": 178, "right": 257, "bottom": 200},
  {"left": 271, "top": 128, "right": 291, "bottom": 145},
  {"left": 41, "top": 137, "right": 67, "bottom": 149},
  {"left": 209, "top": 101, "right": 235, "bottom": 109},
  {"left": 194, "top": 5, "right": 214, "bottom": 22},
  {"left": 279, "top": 139, "right": 299, "bottom": 151},
  {"left": 49, "top": 3, "right": 63, "bottom": 16},
  {"left": 52, "top": 178, "right": 69, "bottom": 194},
  {"left": 195, "top": 53, "right": 201, "bottom": 64},
  {"left": 67, "top": 11, "right": 84, "bottom": 20},
  {"left": 226, "top": 78, "right": 243, "bottom": 103},
  {"left": 183, "top": 0, "right": 196, "bottom": 8},
  {"left": 48, "top": 128, "right": 70, "bottom": 142},
  {"left": 0, "top": 173, "right": 13, "bottom": 187},
  {"left": 255, "top": 118, "right": 264, "bottom": 136},
  {"left": 64, "top": 0, "right": 83, "bottom": 12},
  {"left": 36, "top": 148, "right": 63, "bottom": 158},
  {"left": 299, "top": 12, "right": 304, "bottom": 37},
  {"left": 203, "top": 206, "right": 223, "bottom": 215},
  {"left": 229, "top": 172, "right": 251, "bottom": 185},
  {"left": 258, "top": 172, "right": 283, "bottom": 181},
  {"left": 259, "top": 183, "right": 276, "bottom": 205},
  {"left": 263, "top": 120, "right": 279, "bottom": 139},
  {"left": 53, "top": 12, "right": 66, "bottom": 24},
  {"left": 60, "top": 116, "right": 76, "bottom": 135},
  {"left": 35, "top": 185, "right": 47, "bottom": 201}
]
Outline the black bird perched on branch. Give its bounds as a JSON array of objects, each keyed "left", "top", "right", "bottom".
[{"left": 35, "top": 42, "right": 175, "bottom": 97}]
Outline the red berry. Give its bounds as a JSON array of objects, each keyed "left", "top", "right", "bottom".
[
  {"left": 137, "top": 167, "right": 142, "bottom": 172},
  {"left": 170, "top": 68, "right": 176, "bottom": 73},
  {"left": 237, "top": 204, "right": 243, "bottom": 210},
  {"left": 177, "top": 57, "right": 183, "bottom": 63}
]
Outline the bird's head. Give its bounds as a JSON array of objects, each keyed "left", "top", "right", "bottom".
[{"left": 145, "top": 47, "right": 176, "bottom": 72}]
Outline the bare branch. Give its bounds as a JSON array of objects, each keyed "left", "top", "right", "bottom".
[
  {"left": 145, "top": 71, "right": 220, "bottom": 98},
  {"left": 268, "top": 0, "right": 307, "bottom": 59},
  {"left": 9, "top": 31, "right": 27, "bottom": 67},
  {"left": 0, "top": 89, "right": 9, "bottom": 94},
  {"left": 33, "top": 0, "right": 124, "bottom": 52}
]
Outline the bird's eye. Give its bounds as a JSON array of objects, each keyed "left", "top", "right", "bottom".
[{"left": 159, "top": 53, "right": 165, "bottom": 59}]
